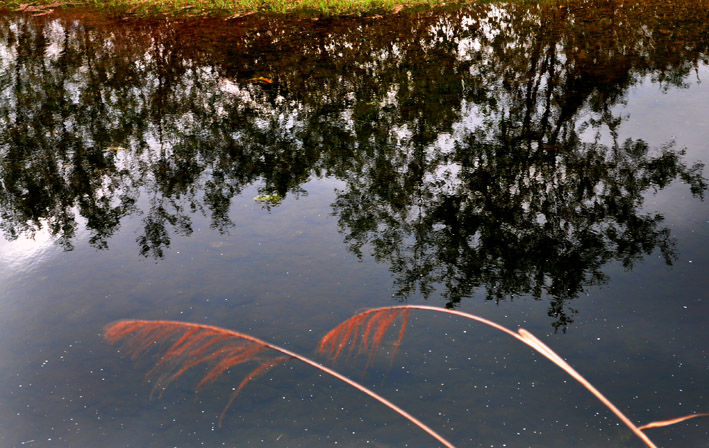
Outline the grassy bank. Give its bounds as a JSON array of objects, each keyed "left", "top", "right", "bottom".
[{"left": 3, "top": 0, "right": 463, "bottom": 17}]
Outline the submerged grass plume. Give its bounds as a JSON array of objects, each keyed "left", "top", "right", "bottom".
[
  {"left": 104, "top": 318, "right": 456, "bottom": 447},
  {"left": 105, "top": 306, "right": 708, "bottom": 447}
]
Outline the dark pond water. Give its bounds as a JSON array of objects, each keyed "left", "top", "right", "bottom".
[{"left": 1, "top": 1, "right": 708, "bottom": 446}]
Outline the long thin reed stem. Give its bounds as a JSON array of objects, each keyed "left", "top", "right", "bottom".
[
  {"left": 321, "top": 305, "right": 658, "bottom": 448},
  {"left": 639, "top": 413, "right": 709, "bottom": 431},
  {"left": 107, "top": 310, "right": 706, "bottom": 447}
]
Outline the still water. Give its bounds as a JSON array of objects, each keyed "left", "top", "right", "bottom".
[{"left": 1, "top": 1, "right": 708, "bottom": 446}]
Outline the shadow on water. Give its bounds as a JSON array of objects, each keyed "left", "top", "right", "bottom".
[{"left": 1, "top": 0, "right": 707, "bottom": 330}]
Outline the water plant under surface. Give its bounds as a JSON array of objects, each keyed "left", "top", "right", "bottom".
[{"left": 104, "top": 305, "right": 708, "bottom": 447}]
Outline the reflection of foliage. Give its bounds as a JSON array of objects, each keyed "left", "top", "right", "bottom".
[
  {"left": 0, "top": 1, "right": 707, "bottom": 326},
  {"left": 330, "top": 0, "right": 709, "bottom": 329},
  {"left": 335, "top": 136, "right": 705, "bottom": 330}
]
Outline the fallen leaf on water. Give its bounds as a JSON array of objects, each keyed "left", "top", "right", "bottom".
[
  {"left": 254, "top": 193, "right": 281, "bottom": 203},
  {"left": 248, "top": 77, "right": 273, "bottom": 84}
]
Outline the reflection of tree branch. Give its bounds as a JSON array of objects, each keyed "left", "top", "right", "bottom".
[
  {"left": 0, "top": 2, "right": 707, "bottom": 325},
  {"left": 335, "top": 131, "right": 704, "bottom": 331},
  {"left": 328, "top": 0, "right": 709, "bottom": 329},
  {"left": 136, "top": 196, "right": 194, "bottom": 259}
]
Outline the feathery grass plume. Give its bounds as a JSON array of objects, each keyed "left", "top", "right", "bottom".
[
  {"left": 104, "top": 319, "right": 456, "bottom": 448},
  {"left": 319, "top": 307, "right": 409, "bottom": 362},
  {"left": 319, "top": 305, "right": 669, "bottom": 448}
]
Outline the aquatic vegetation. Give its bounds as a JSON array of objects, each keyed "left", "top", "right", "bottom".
[
  {"left": 104, "top": 317, "right": 454, "bottom": 447},
  {"left": 253, "top": 193, "right": 281, "bottom": 204},
  {"left": 105, "top": 306, "right": 707, "bottom": 447}
]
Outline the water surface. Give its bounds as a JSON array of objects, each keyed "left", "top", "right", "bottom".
[{"left": 1, "top": 1, "right": 708, "bottom": 447}]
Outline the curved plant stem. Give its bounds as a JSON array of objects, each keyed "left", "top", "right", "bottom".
[
  {"left": 105, "top": 320, "right": 456, "bottom": 448},
  {"left": 639, "top": 413, "right": 709, "bottom": 431},
  {"left": 322, "top": 305, "right": 658, "bottom": 448}
]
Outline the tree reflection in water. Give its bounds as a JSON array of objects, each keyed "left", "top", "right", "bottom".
[{"left": 0, "top": 0, "right": 706, "bottom": 328}]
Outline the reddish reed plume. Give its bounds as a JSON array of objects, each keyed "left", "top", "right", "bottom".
[
  {"left": 106, "top": 310, "right": 707, "bottom": 447},
  {"left": 318, "top": 305, "right": 707, "bottom": 448},
  {"left": 319, "top": 307, "right": 409, "bottom": 362},
  {"left": 104, "top": 319, "right": 456, "bottom": 448}
]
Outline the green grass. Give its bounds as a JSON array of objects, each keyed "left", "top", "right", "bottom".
[{"left": 3, "top": 0, "right": 463, "bottom": 18}]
